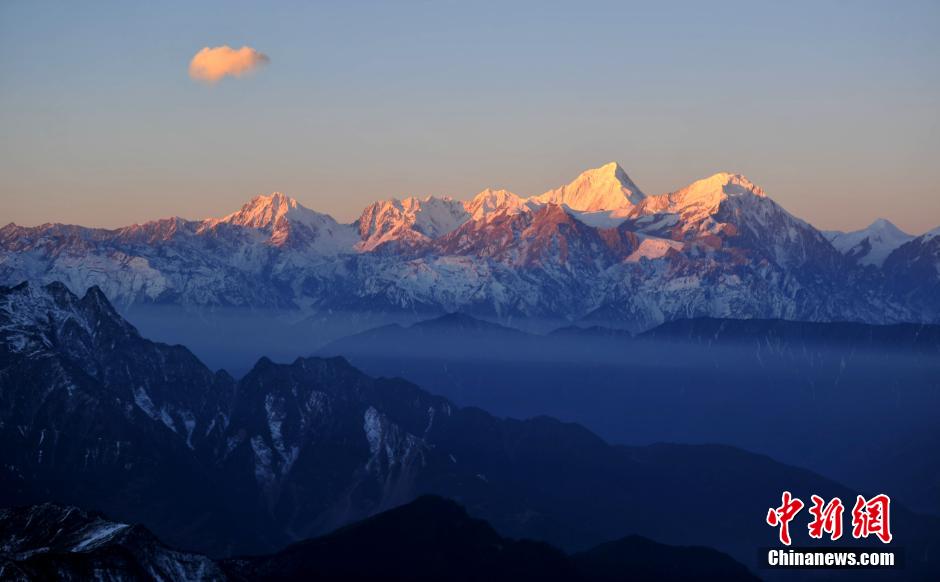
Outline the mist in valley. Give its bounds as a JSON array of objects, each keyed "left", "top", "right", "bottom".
[
  {"left": 125, "top": 305, "right": 940, "bottom": 517},
  {"left": 317, "top": 315, "right": 940, "bottom": 517}
]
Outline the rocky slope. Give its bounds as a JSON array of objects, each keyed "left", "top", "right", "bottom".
[
  {"left": 0, "top": 503, "right": 223, "bottom": 581},
  {"left": 882, "top": 227, "right": 940, "bottom": 324}
]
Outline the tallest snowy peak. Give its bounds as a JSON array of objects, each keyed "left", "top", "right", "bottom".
[
  {"left": 583, "top": 161, "right": 633, "bottom": 184},
  {"left": 532, "top": 162, "right": 646, "bottom": 212}
]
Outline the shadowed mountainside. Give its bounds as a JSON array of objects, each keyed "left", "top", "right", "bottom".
[{"left": 3, "top": 282, "right": 939, "bottom": 579}]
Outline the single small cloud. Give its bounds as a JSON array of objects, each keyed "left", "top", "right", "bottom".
[{"left": 189, "top": 45, "right": 269, "bottom": 83}]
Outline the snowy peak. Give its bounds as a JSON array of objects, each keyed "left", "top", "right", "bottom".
[
  {"left": 827, "top": 218, "right": 914, "bottom": 267},
  {"left": 357, "top": 195, "right": 470, "bottom": 251},
  {"left": 847, "top": 218, "right": 911, "bottom": 238},
  {"left": 871, "top": 218, "right": 903, "bottom": 230},
  {"left": 210, "top": 192, "right": 311, "bottom": 230},
  {"left": 675, "top": 172, "right": 765, "bottom": 203},
  {"left": 203, "top": 192, "right": 356, "bottom": 251},
  {"left": 464, "top": 188, "right": 532, "bottom": 221},
  {"left": 631, "top": 172, "right": 767, "bottom": 228},
  {"left": 398, "top": 196, "right": 470, "bottom": 237},
  {"left": 532, "top": 162, "right": 646, "bottom": 211}
]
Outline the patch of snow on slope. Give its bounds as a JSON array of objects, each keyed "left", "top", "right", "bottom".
[
  {"left": 71, "top": 522, "right": 129, "bottom": 552},
  {"left": 132, "top": 386, "right": 158, "bottom": 420},
  {"left": 264, "top": 394, "right": 299, "bottom": 477},
  {"left": 626, "top": 237, "right": 684, "bottom": 262},
  {"left": 159, "top": 407, "right": 177, "bottom": 433},
  {"left": 363, "top": 406, "right": 423, "bottom": 473},
  {"left": 250, "top": 436, "right": 275, "bottom": 486},
  {"left": 363, "top": 406, "right": 384, "bottom": 458},
  {"left": 568, "top": 207, "right": 633, "bottom": 228}
]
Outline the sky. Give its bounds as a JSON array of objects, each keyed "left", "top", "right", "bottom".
[{"left": 1, "top": 0, "right": 938, "bottom": 233}]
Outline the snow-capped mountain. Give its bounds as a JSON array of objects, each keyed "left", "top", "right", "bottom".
[
  {"left": 201, "top": 191, "right": 358, "bottom": 252},
  {"left": 532, "top": 162, "right": 645, "bottom": 211},
  {"left": 464, "top": 188, "right": 534, "bottom": 221},
  {"left": 825, "top": 218, "right": 914, "bottom": 267},
  {"left": 0, "top": 163, "right": 937, "bottom": 337},
  {"left": 356, "top": 195, "right": 470, "bottom": 252}
]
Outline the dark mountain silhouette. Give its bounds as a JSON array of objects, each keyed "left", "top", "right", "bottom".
[
  {"left": 571, "top": 534, "right": 759, "bottom": 582},
  {"left": 224, "top": 495, "right": 761, "bottom": 581},
  {"left": 1, "top": 497, "right": 758, "bottom": 582},
  {"left": 223, "top": 495, "right": 576, "bottom": 581},
  {"left": 319, "top": 312, "right": 940, "bottom": 517},
  {"left": 2, "top": 282, "right": 939, "bottom": 579}
]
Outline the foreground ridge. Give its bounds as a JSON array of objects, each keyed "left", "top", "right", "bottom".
[{"left": 0, "top": 498, "right": 758, "bottom": 582}]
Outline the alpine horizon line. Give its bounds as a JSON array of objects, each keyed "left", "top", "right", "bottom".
[
  {"left": 4, "top": 162, "right": 935, "bottom": 241},
  {"left": 1, "top": 161, "right": 938, "bottom": 337}
]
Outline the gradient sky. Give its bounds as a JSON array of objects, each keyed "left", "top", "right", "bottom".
[{"left": 2, "top": 0, "right": 938, "bottom": 233}]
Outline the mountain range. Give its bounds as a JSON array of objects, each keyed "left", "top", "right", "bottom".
[
  {"left": 2, "top": 163, "right": 937, "bottom": 356},
  {"left": 4, "top": 281, "right": 939, "bottom": 578}
]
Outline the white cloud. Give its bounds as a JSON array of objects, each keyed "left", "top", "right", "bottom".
[{"left": 189, "top": 45, "right": 269, "bottom": 83}]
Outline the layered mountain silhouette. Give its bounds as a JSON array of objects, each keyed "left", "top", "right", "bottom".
[
  {"left": 2, "top": 281, "right": 939, "bottom": 579},
  {"left": 1, "top": 497, "right": 758, "bottom": 581},
  {"left": 223, "top": 495, "right": 760, "bottom": 581},
  {"left": 319, "top": 313, "right": 940, "bottom": 517}
]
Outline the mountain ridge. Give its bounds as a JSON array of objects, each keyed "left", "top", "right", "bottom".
[
  {"left": 2, "top": 164, "right": 932, "bottom": 238},
  {"left": 1, "top": 162, "right": 937, "bottom": 344},
  {"left": 0, "top": 497, "right": 759, "bottom": 582}
]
